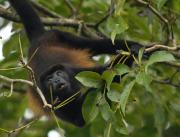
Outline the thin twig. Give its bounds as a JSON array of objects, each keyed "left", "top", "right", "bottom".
[
  {"left": 145, "top": 44, "right": 180, "bottom": 52},
  {"left": 81, "top": 24, "right": 102, "bottom": 39},
  {"left": 64, "top": 0, "right": 77, "bottom": 18},
  {"left": 94, "top": 0, "right": 115, "bottom": 28},
  {"left": 145, "top": 44, "right": 180, "bottom": 58},
  {"left": 31, "top": 1, "right": 63, "bottom": 18},
  {"left": 0, "top": 118, "right": 38, "bottom": 137},
  {"left": 162, "top": 62, "right": 180, "bottom": 68},
  {"left": 0, "top": 84, "right": 25, "bottom": 93},
  {"left": 153, "top": 79, "right": 180, "bottom": 88},
  {"left": 153, "top": 69, "right": 180, "bottom": 87},
  {"left": 18, "top": 36, "right": 51, "bottom": 109},
  {"left": 0, "top": 75, "right": 52, "bottom": 109},
  {"left": 18, "top": 35, "right": 37, "bottom": 87},
  {"left": 76, "top": 0, "right": 84, "bottom": 15},
  {"left": 169, "top": 70, "right": 180, "bottom": 83}
]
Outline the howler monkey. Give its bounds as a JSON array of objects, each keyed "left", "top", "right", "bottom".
[{"left": 8, "top": 0, "right": 145, "bottom": 127}]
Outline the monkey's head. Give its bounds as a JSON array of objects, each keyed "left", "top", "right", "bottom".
[
  {"left": 39, "top": 64, "right": 86, "bottom": 127},
  {"left": 40, "top": 64, "right": 81, "bottom": 101}
]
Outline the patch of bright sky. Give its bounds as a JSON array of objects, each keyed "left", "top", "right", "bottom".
[
  {"left": 48, "top": 130, "right": 61, "bottom": 137},
  {"left": 24, "top": 109, "right": 34, "bottom": 120},
  {"left": 0, "top": 22, "right": 13, "bottom": 60},
  {"left": 0, "top": 2, "right": 12, "bottom": 61}
]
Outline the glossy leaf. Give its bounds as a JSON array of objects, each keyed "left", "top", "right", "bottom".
[
  {"left": 82, "top": 90, "right": 100, "bottom": 123},
  {"left": 120, "top": 80, "right": 135, "bottom": 115},
  {"left": 75, "top": 71, "right": 103, "bottom": 88},
  {"left": 107, "top": 83, "right": 121, "bottom": 102},
  {"left": 136, "top": 72, "right": 152, "bottom": 92},
  {"left": 145, "top": 51, "right": 175, "bottom": 72},
  {"left": 157, "top": 0, "right": 168, "bottom": 9},
  {"left": 102, "top": 70, "right": 116, "bottom": 91},
  {"left": 114, "top": 64, "right": 130, "bottom": 76},
  {"left": 99, "top": 101, "right": 114, "bottom": 121}
]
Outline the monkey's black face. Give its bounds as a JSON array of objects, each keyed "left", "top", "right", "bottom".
[
  {"left": 41, "top": 66, "right": 81, "bottom": 104},
  {"left": 45, "top": 70, "right": 71, "bottom": 99},
  {"left": 39, "top": 65, "right": 85, "bottom": 127}
]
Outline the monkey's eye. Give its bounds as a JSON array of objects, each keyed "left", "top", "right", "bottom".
[{"left": 46, "top": 76, "right": 52, "bottom": 81}]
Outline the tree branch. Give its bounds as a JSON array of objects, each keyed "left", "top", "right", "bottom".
[
  {"left": 145, "top": 44, "right": 180, "bottom": 52},
  {"left": 0, "top": 74, "right": 52, "bottom": 109},
  {"left": 0, "top": 6, "right": 94, "bottom": 28},
  {"left": 145, "top": 44, "right": 180, "bottom": 58},
  {"left": 94, "top": 0, "right": 115, "bottom": 28},
  {"left": 64, "top": 0, "right": 77, "bottom": 18},
  {"left": 162, "top": 62, "right": 180, "bottom": 68},
  {"left": 0, "top": 118, "right": 38, "bottom": 137},
  {"left": 0, "top": 83, "right": 25, "bottom": 93},
  {"left": 153, "top": 79, "right": 180, "bottom": 88}
]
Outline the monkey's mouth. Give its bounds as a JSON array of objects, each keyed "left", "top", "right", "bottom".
[{"left": 58, "top": 83, "right": 66, "bottom": 90}]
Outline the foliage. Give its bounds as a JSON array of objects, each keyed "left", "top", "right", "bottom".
[{"left": 0, "top": 0, "right": 180, "bottom": 137}]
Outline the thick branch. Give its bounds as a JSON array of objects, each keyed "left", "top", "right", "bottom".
[{"left": 0, "top": 6, "right": 94, "bottom": 28}]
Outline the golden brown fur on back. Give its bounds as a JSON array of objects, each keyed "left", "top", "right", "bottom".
[
  {"left": 41, "top": 45, "right": 96, "bottom": 68},
  {"left": 28, "top": 44, "right": 96, "bottom": 117}
]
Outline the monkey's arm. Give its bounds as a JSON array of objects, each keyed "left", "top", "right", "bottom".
[
  {"left": 78, "top": 39, "right": 143, "bottom": 56},
  {"left": 54, "top": 30, "right": 144, "bottom": 56},
  {"left": 9, "top": 0, "right": 45, "bottom": 42}
]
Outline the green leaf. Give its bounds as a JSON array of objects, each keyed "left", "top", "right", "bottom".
[
  {"left": 111, "top": 30, "right": 117, "bottom": 45},
  {"left": 99, "top": 101, "right": 114, "bottom": 121},
  {"left": 102, "top": 70, "right": 116, "bottom": 91},
  {"left": 0, "top": 0, "right": 5, "bottom": 3},
  {"left": 154, "top": 104, "right": 165, "bottom": 136},
  {"left": 108, "top": 17, "right": 128, "bottom": 44},
  {"left": 145, "top": 51, "right": 175, "bottom": 72},
  {"left": 107, "top": 83, "right": 121, "bottom": 102},
  {"left": 138, "top": 48, "right": 145, "bottom": 65},
  {"left": 115, "top": 0, "right": 126, "bottom": 15},
  {"left": 136, "top": 72, "right": 152, "bottom": 92},
  {"left": 75, "top": 71, "right": 103, "bottom": 88},
  {"left": 120, "top": 80, "right": 135, "bottom": 115},
  {"left": 115, "top": 126, "right": 129, "bottom": 135},
  {"left": 82, "top": 90, "right": 100, "bottom": 123},
  {"left": 154, "top": 104, "right": 165, "bottom": 126},
  {"left": 157, "top": 0, "right": 167, "bottom": 10},
  {"left": 114, "top": 64, "right": 130, "bottom": 76},
  {"left": 104, "top": 122, "right": 112, "bottom": 137}
]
